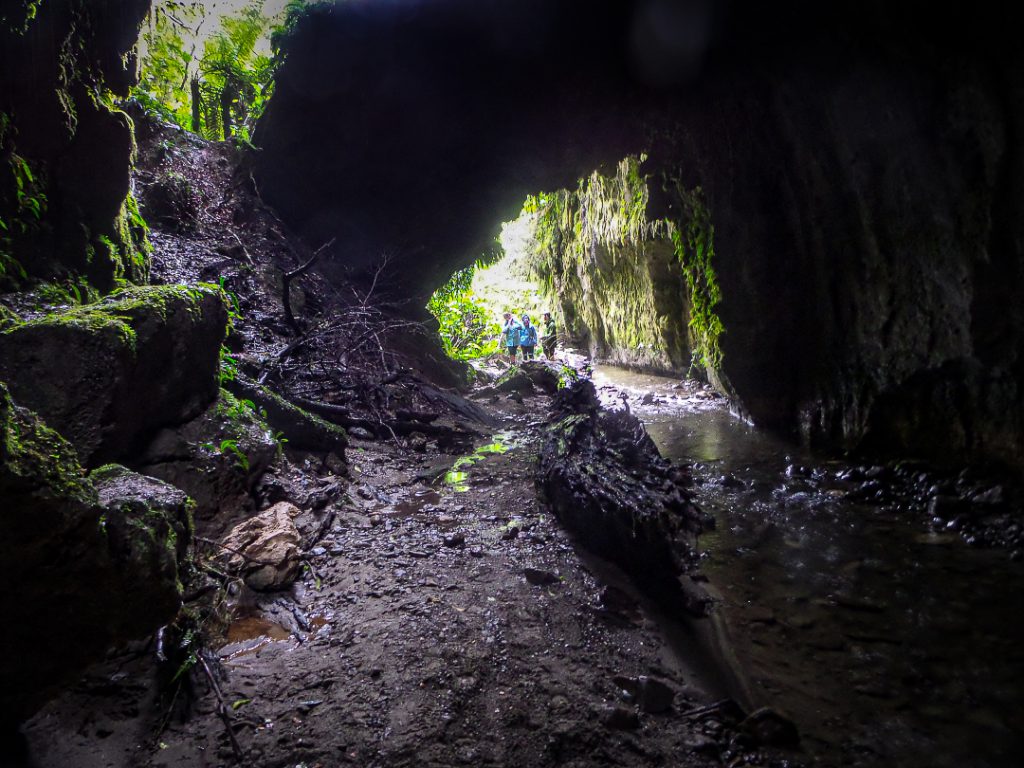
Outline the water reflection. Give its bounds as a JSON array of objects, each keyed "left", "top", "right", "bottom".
[{"left": 596, "top": 365, "right": 1024, "bottom": 768}]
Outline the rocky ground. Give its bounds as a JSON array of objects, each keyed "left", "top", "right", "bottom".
[{"left": 11, "top": 115, "right": 801, "bottom": 767}]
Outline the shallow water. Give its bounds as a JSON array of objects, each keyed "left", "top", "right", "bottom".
[{"left": 595, "top": 366, "right": 1024, "bottom": 768}]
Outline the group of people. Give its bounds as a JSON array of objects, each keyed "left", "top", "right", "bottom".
[{"left": 501, "top": 311, "right": 557, "bottom": 363}]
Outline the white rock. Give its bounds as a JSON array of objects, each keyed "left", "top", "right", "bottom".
[{"left": 220, "top": 502, "right": 303, "bottom": 590}]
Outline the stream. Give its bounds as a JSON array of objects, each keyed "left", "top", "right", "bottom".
[{"left": 593, "top": 365, "right": 1024, "bottom": 768}]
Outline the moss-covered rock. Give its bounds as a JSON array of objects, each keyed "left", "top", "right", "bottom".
[
  {"left": 537, "top": 380, "right": 707, "bottom": 615},
  {"left": 528, "top": 160, "right": 693, "bottom": 374},
  {"left": 0, "top": 384, "right": 189, "bottom": 724},
  {"left": 226, "top": 373, "right": 348, "bottom": 455},
  {"left": 0, "top": 283, "right": 227, "bottom": 466},
  {"left": 0, "top": 0, "right": 152, "bottom": 289},
  {"left": 139, "top": 388, "right": 278, "bottom": 521}
]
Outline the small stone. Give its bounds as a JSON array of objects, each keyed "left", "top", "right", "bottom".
[
  {"left": 524, "top": 567, "right": 559, "bottom": 586},
  {"left": 347, "top": 427, "right": 374, "bottom": 440},
  {"left": 369, "top": 515, "right": 383, "bottom": 527},
  {"left": 548, "top": 694, "right": 570, "bottom": 713},
  {"left": 637, "top": 676, "right": 674, "bottom": 714},
  {"left": 408, "top": 432, "right": 428, "bottom": 453}
]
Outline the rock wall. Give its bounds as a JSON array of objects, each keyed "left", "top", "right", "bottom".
[
  {"left": 526, "top": 160, "right": 692, "bottom": 373},
  {"left": 0, "top": 385, "right": 190, "bottom": 723},
  {"left": 257, "top": 0, "right": 1023, "bottom": 469},
  {"left": 644, "top": 14, "right": 1024, "bottom": 468},
  {"left": 0, "top": 0, "right": 152, "bottom": 290}
]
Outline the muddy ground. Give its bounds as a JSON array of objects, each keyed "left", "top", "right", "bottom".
[
  {"left": 14, "top": 117, "right": 798, "bottom": 768},
  {"left": 24, "top": 396, "right": 753, "bottom": 768}
]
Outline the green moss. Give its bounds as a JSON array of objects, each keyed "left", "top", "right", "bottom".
[
  {"left": 669, "top": 184, "right": 724, "bottom": 372},
  {"left": 0, "top": 382, "right": 95, "bottom": 504},
  {"left": 215, "top": 388, "right": 271, "bottom": 440},
  {"left": 0, "top": 0, "right": 43, "bottom": 35},
  {"left": 8, "top": 283, "right": 220, "bottom": 353},
  {"left": 0, "top": 304, "right": 20, "bottom": 330}
]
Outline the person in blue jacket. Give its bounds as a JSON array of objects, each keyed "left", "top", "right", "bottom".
[
  {"left": 520, "top": 314, "right": 538, "bottom": 360},
  {"left": 502, "top": 312, "right": 523, "bottom": 363}
]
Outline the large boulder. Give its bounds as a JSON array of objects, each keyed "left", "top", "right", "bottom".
[
  {"left": 537, "top": 380, "right": 707, "bottom": 614},
  {"left": 1, "top": 0, "right": 153, "bottom": 288},
  {"left": 139, "top": 389, "right": 278, "bottom": 521},
  {"left": 0, "top": 284, "right": 227, "bottom": 466},
  {"left": 0, "top": 384, "right": 190, "bottom": 724}
]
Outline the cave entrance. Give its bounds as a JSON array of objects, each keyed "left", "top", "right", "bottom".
[
  {"left": 428, "top": 155, "right": 723, "bottom": 381},
  {"left": 427, "top": 209, "right": 550, "bottom": 365}
]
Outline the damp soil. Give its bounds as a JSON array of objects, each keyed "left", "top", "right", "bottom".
[{"left": 22, "top": 392, "right": 751, "bottom": 768}]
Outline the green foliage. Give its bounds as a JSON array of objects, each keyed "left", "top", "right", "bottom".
[
  {"left": 670, "top": 185, "right": 723, "bottom": 372},
  {"left": 1, "top": 114, "right": 48, "bottom": 286},
  {"left": 427, "top": 266, "right": 501, "bottom": 361},
  {"left": 520, "top": 156, "right": 724, "bottom": 374},
  {"left": 219, "top": 438, "right": 250, "bottom": 472},
  {"left": 0, "top": 0, "right": 42, "bottom": 34},
  {"left": 36, "top": 276, "right": 101, "bottom": 307},
  {"left": 136, "top": 1, "right": 285, "bottom": 141},
  {"left": 219, "top": 344, "right": 238, "bottom": 385}
]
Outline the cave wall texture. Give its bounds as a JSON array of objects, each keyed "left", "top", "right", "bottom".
[
  {"left": 256, "top": 0, "right": 1024, "bottom": 470},
  {"left": 0, "top": 0, "right": 152, "bottom": 290}
]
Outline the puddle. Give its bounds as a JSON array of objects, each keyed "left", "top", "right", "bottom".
[
  {"left": 442, "top": 432, "right": 514, "bottom": 492},
  {"left": 389, "top": 488, "right": 442, "bottom": 517},
  {"left": 220, "top": 616, "right": 293, "bottom": 661}
]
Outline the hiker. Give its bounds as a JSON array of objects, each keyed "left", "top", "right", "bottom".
[
  {"left": 502, "top": 311, "right": 523, "bottom": 363},
  {"left": 541, "top": 311, "right": 557, "bottom": 359},
  {"left": 520, "top": 314, "right": 538, "bottom": 360}
]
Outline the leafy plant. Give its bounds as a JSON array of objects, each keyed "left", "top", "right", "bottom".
[
  {"left": 427, "top": 266, "right": 501, "bottom": 361},
  {"left": 219, "top": 345, "right": 239, "bottom": 385},
  {"left": 1, "top": 115, "right": 48, "bottom": 286},
  {"left": 219, "top": 438, "right": 250, "bottom": 472},
  {"left": 135, "top": 1, "right": 296, "bottom": 142}
]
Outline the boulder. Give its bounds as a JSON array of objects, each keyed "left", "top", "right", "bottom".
[
  {"left": 0, "top": 385, "right": 189, "bottom": 724},
  {"left": 537, "top": 380, "right": 707, "bottom": 615},
  {"left": 139, "top": 389, "right": 278, "bottom": 521},
  {"left": 494, "top": 367, "right": 535, "bottom": 395},
  {"left": 519, "top": 360, "right": 563, "bottom": 394},
  {"left": 739, "top": 707, "right": 800, "bottom": 748},
  {"left": 0, "top": 284, "right": 227, "bottom": 466},
  {"left": 219, "top": 502, "right": 303, "bottom": 591}
]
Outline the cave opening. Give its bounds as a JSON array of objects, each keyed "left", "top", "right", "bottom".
[
  {"left": 3, "top": 1, "right": 1024, "bottom": 766},
  {"left": 427, "top": 155, "right": 722, "bottom": 384}
]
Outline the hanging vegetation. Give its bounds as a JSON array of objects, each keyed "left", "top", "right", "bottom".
[
  {"left": 669, "top": 185, "right": 723, "bottom": 371},
  {"left": 522, "top": 156, "right": 722, "bottom": 375}
]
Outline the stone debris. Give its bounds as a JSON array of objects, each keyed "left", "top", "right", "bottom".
[{"left": 220, "top": 502, "right": 303, "bottom": 590}]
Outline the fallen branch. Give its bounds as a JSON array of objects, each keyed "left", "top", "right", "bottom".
[
  {"left": 282, "top": 238, "right": 335, "bottom": 334},
  {"left": 198, "top": 653, "right": 245, "bottom": 762}
]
